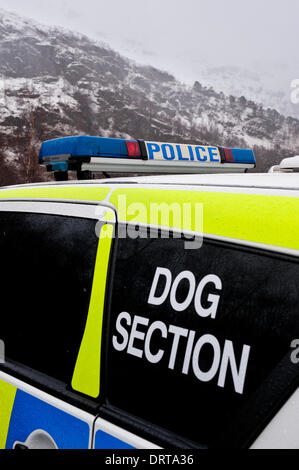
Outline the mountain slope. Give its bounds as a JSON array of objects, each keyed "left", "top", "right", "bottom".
[
  {"left": 179, "top": 62, "right": 299, "bottom": 122},
  {"left": 0, "top": 8, "right": 298, "bottom": 183}
]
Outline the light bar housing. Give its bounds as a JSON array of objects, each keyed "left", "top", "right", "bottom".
[{"left": 39, "top": 136, "right": 256, "bottom": 177}]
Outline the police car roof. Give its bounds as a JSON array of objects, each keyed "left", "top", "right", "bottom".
[
  {"left": 2, "top": 172, "right": 299, "bottom": 192},
  {"left": 97, "top": 172, "right": 299, "bottom": 190}
]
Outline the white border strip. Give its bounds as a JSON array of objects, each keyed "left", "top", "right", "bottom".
[
  {"left": 94, "top": 418, "right": 161, "bottom": 450},
  {"left": 0, "top": 201, "right": 106, "bottom": 220},
  {"left": 107, "top": 182, "right": 299, "bottom": 198}
]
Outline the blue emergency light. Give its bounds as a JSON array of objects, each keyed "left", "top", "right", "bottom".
[
  {"left": 39, "top": 135, "right": 256, "bottom": 180},
  {"left": 39, "top": 136, "right": 142, "bottom": 162}
]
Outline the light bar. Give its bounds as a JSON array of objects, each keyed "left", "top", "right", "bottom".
[
  {"left": 126, "top": 140, "right": 141, "bottom": 158},
  {"left": 39, "top": 136, "right": 256, "bottom": 178},
  {"left": 269, "top": 155, "right": 299, "bottom": 173},
  {"left": 222, "top": 147, "right": 256, "bottom": 164},
  {"left": 39, "top": 136, "right": 142, "bottom": 161}
]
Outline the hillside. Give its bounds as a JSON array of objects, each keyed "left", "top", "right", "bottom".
[{"left": 0, "top": 8, "right": 298, "bottom": 183}]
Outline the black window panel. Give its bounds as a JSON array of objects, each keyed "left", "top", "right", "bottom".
[
  {"left": 106, "top": 234, "right": 299, "bottom": 447},
  {"left": 0, "top": 212, "right": 98, "bottom": 384}
]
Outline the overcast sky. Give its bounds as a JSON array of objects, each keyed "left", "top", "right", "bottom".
[{"left": 0, "top": 0, "right": 298, "bottom": 84}]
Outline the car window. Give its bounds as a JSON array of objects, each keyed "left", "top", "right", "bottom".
[
  {"left": 0, "top": 211, "right": 98, "bottom": 385},
  {"left": 105, "top": 231, "right": 299, "bottom": 447}
]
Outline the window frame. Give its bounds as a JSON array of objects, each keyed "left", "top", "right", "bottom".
[{"left": 0, "top": 199, "right": 114, "bottom": 414}]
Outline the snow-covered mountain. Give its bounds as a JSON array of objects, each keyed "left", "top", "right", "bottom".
[
  {"left": 115, "top": 40, "right": 299, "bottom": 122},
  {"left": 0, "top": 8, "right": 298, "bottom": 183},
  {"left": 190, "top": 62, "right": 299, "bottom": 121}
]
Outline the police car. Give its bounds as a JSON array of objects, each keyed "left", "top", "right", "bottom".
[{"left": 0, "top": 136, "right": 298, "bottom": 449}]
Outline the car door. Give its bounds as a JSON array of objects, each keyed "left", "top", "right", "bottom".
[
  {"left": 0, "top": 200, "right": 115, "bottom": 449},
  {"left": 94, "top": 221, "right": 299, "bottom": 449}
]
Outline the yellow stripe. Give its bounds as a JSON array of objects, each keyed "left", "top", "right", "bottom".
[
  {"left": 109, "top": 188, "right": 299, "bottom": 251},
  {"left": 0, "top": 379, "right": 17, "bottom": 449},
  {"left": 71, "top": 222, "right": 113, "bottom": 398},
  {"left": 0, "top": 186, "right": 111, "bottom": 202}
]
